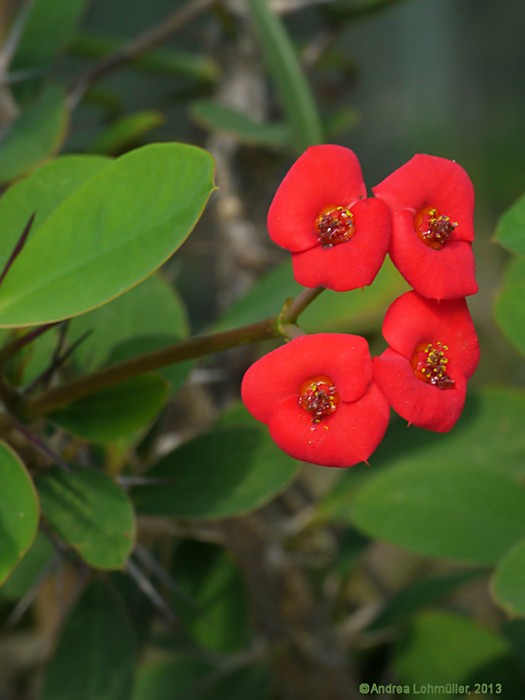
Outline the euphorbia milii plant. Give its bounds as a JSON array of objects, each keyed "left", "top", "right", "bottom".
[{"left": 267, "top": 145, "right": 392, "bottom": 292}]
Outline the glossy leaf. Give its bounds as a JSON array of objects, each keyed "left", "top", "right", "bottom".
[
  {"left": 133, "top": 426, "right": 300, "bottom": 520},
  {"left": 36, "top": 466, "right": 135, "bottom": 569},
  {"left": 394, "top": 611, "right": 520, "bottom": 692},
  {"left": 352, "top": 459, "right": 525, "bottom": 565},
  {"left": 50, "top": 374, "right": 169, "bottom": 442},
  {"left": 247, "top": 0, "right": 323, "bottom": 151},
  {"left": 494, "top": 256, "right": 525, "bottom": 357},
  {"left": 42, "top": 579, "right": 136, "bottom": 700},
  {"left": 494, "top": 192, "right": 525, "bottom": 255},
  {"left": 492, "top": 539, "right": 525, "bottom": 617},
  {"left": 91, "top": 111, "right": 165, "bottom": 155},
  {"left": 214, "top": 256, "right": 407, "bottom": 333},
  {"left": 0, "top": 442, "right": 39, "bottom": 585},
  {"left": 191, "top": 99, "right": 289, "bottom": 147},
  {"left": 69, "top": 273, "right": 189, "bottom": 372},
  {"left": 0, "top": 85, "right": 68, "bottom": 185},
  {"left": 0, "top": 143, "right": 215, "bottom": 327},
  {"left": 0, "top": 155, "right": 111, "bottom": 275}
]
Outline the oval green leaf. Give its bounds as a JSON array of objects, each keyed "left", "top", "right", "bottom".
[
  {"left": 36, "top": 466, "right": 135, "bottom": 569},
  {"left": 492, "top": 539, "right": 525, "bottom": 617},
  {"left": 42, "top": 579, "right": 136, "bottom": 700},
  {"left": 494, "top": 256, "right": 525, "bottom": 357},
  {"left": 133, "top": 426, "right": 300, "bottom": 520},
  {"left": 91, "top": 111, "right": 165, "bottom": 155},
  {"left": 0, "top": 142, "right": 215, "bottom": 327},
  {"left": 494, "top": 192, "right": 525, "bottom": 255},
  {"left": 50, "top": 374, "right": 169, "bottom": 442},
  {"left": 0, "top": 441, "right": 39, "bottom": 585},
  {"left": 0, "top": 85, "right": 69, "bottom": 185},
  {"left": 352, "top": 461, "right": 525, "bottom": 565}
]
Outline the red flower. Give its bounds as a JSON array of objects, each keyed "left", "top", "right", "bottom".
[
  {"left": 267, "top": 145, "right": 391, "bottom": 292},
  {"left": 373, "top": 291, "right": 480, "bottom": 432},
  {"left": 372, "top": 154, "right": 478, "bottom": 300},
  {"left": 241, "top": 333, "right": 390, "bottom": 468}
]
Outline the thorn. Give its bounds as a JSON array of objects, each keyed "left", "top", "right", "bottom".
[{"left": 0, "top": 213, "right": 36, "bottom": 287}]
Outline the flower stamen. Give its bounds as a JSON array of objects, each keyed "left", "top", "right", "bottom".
[
  {"left": 414, "top": 206, "right": 457, "bottom": 250},
  {"left": 299, "top": 375, "right": 339, "bottom": 426},
  {"left": 315, "top": 205, "right": 355, "bottom": 247},
  {"left": 412, "top": 341, "right": 455, "bottom": 390}
]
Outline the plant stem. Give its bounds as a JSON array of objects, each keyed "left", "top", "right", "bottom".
[{"left": 20, "top": 316, "right": 280, "bottom": 419}]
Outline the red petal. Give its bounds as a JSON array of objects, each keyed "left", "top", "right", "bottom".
[
  {"left": 241, "top": 334, "right": 372, "bottom": 424},
  {"left": 389, "top": 209, "right": 478, "bottom": 299},
  {"left": 268, "top": 383, "right": 390, "bottom": 467},
  {"left": 373, "top": 349, "right": 467, "bottom": 432},
  {"left": 373, "top": 154, "right": 475, "bottom": 243},
  {"left": 267, "top": 145, "right": 367, "bottom": 253},
  {"left": 291, "top": 197, "right": 391, "bottom": 291},
  {"left": 381, "top": 291, "right": 480, "bottom": 379}
]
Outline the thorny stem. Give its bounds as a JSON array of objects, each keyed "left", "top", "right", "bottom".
[
  {"left": 16, "top": 285, "right": 325, "bottom": 419},
  {"left": 66, "top": 0, "right": 216, "bottom": 109}
]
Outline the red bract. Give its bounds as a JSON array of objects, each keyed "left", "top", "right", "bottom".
[
  {"left": 267, "top": 145, "right": 391, "bottom": 292},
  {"left": 373, "top": 291, "right": 480, "bottom": 432},
  {"left": 372, "top": 154, "right": 478, "bottom": 300},
  {"left": 241, "top": 333, "right": 390, "bottom": 468}
]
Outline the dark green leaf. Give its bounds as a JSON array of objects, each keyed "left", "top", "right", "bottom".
[
  {"left": 0, "top": 532, "right": 54, "bottom": 600},
  {"left": 492, "top": 539, "right": 525, "bottom": 617},
  {"left": 191, "top": 99, "right": 289, "bottom": 147},
  {"left": 36, "top": 466, "right": 135, "bottom": 569},
  {"left": 494, "top": 192, "right": 525, "bottom": 255},
  {"left": 352, "top": 459, "right": 525, "bottom": 565},
  {"left": 50, "top": 374, "right": 169, "bottom": 442},
  {"left": 0, "top": 442, "right": 39, "bottom": 585},
  {"left": 0, "top": 85, "right": 68, "bottom": 184},
  {"left": 91, "top": 111, "right": 165, "bottom": 155},
  {"left": 42, "top": 579, "right": 136, "bottom": 700},
  {"left": 133, "top": 426, "right": 300, "bottom": 520},
  {"left": 394, "top": 611, "right": 520, "bottom": 695},
  {"left": 494, "top": 256, "right": 525, "bottom": 357},
  {"left": 0, "top": 143, "right": 215, "bottom": 327}
]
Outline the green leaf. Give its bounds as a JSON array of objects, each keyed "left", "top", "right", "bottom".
[
  {"left": 214, "top": 256, "right": 407, "bottom": 333},
  {"left": 12, "top": 0, "right": 88, "bottom": 75},
  {"left": 91, "top": 111, "right": 165, "bottom": 155},
  {"left": 0, "top": 532, "right": 54, "bottom": 600},
  {"left": 394, "top": 611, "right": 520, "bottom": 696},
  {"left": 0, "top": 142, "right": 215, "bottom": 327},
  {"left": 0, "top": 442, "right": 39, "bottom": 585},
  {"left": 133, "top": 659, "right": 271, "bottom": 700},
  {"left": 42, "top": 579, "right": 136, "bottom": 700},
  {"left": 0, "top": 85, "right": 68, "bottom": 184},
  {"left": 133, "top": 426, "right": 300, "bottom": 520},
  {"left": 70, "top": 33, "right": 218, "bottom": 82},
  {"left": 352, "top": 459, "right": 525, "bottom": 565},
  {"left": 172, "top": 541, "right": 250, "bottom": 652},
  {"left": 492, "top": 539, "right": 525, "bottom": 617},
  {"left": 370, "top": 570, "right": 485, "bottom": 631},
  {"left": 50, "top": 374, "right": 170, "bottom": 442},
  {"left": 322, "top": 386, "right": 525, "bottom": 528},
  {"left": 494, "top": 256, "right": 525, "bottom": 357},
  {"left": 191, "top": 99, "right": 289, "bottom": 148},
  {"left": 494, "top": 192, "right": 525, "bottom": 255},
  {"left": 247, "top": 0, "right": 323, "bottom": 151},
  {"left": 36, "top": 466, "right": 135, "bottom": 569},
  {"left": 0, "top": 154, "right": 111, "bottom": 275},
  {"left": 69, "top": 273, "right": 189, "bottom": 372}
]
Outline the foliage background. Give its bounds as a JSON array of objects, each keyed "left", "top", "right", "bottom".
[{"left": 1, "top": 0, "right": 525, "bottom": 699}]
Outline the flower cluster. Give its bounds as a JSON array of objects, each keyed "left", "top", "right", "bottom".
[{"left": 242, "top": 145, "right": 480, "bottom": 468}]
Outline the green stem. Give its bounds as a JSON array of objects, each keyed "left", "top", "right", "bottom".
[{"left": 20, "top": 317, "right": 280, "bottom": 419}]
